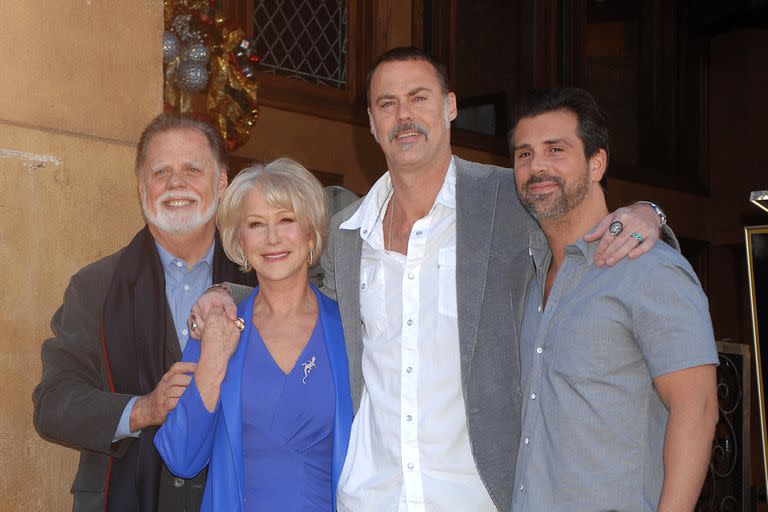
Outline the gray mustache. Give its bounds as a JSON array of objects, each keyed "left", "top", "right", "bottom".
[{"left": 388, "top": 123, "right": 429, "bottom": 143}]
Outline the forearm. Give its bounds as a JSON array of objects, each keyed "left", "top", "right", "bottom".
[
  {"left": 657, "top": 401, "right": 718, "bottom": 511},
  {"left": 155, "top": 379, "right": 219, "bottom": 477},
  {"left": 194, "top": 355, "right": 228, "bottom": 412}
]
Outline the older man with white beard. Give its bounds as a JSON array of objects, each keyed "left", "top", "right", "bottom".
[{"left": 33, "top": 113, "right": 255, "bottom": 512}]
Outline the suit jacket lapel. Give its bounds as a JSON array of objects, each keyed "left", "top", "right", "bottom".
[
  {"left": 334, "top": 226, "right": 364, "bottom": 410},
  {"left": 164, "top": 305, "right": 182, "bottom": 364},
  {"left": 455, "top": 158, "right": 497, "bottom": 389}
]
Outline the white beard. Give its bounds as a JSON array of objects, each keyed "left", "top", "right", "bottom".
[{"left": 140, "top": 186, "right": 218, "bottom": 235}]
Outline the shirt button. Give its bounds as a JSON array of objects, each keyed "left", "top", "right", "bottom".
[
  {"left": 407, "top": 462, "right": 415, "bottom": 470},
  {"left": 530, "top": 393, "right": 537, "bottom": 400},
  {"left": 519, "top": 484, "right": 525, "bottom": 492},
  {"left": 362, "top": 229, "right": 368, "bottom": 235},
  {"left": 524, "top": 437, "right": 530, "bottom": 445},
  {"left": 182, "top": 329, "right": 188, "bottom": 336},
  {"left": 407, "top": 272, "right": 414, "bottom": 279},
  {"left": 175, "top": 261, "right": 183, "bottom": 268},
  {"left": 183, "top": 284, "right": 190, "bottom": 291},
  {"left": 406, "top": 366, "right": 413, "bottom": 373},
  {"left": 415, "top": 231, "right": 422, "bottom": 236},
  {"left": 536, "top": 346, "right": 543, "bottom": 354},
  {"left": 361, "top": 283, "right": 366, "bottom": 290},
  {"left": 537, "top": 305, "right": 542, "bottom": 312},
  {"left": 173, "top": 477, "right": 185, "bottom": 488},
  {"left": 406, "top": 319, "right": 414, "bottom": 326},
  {"left": 406, "top": 414, "right": 413, "bottom": 421}
]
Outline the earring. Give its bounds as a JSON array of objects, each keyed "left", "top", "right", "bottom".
[
  {"left": 243, "top": 254, "right": 251, "bottom": 272},
  {"left": 308, "top": 248, "right": 314, "bottom": 267}
]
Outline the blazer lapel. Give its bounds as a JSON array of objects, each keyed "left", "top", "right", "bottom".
[
  {"left": 315, "top": 287, "right": 353, "bottom": 509},
  {"left": 455, "top": 158, "right": 497, "bottom": 388},
  {"left": 219, "top": 288, "right": 256, "bottom": 503},
  {"left": 333, "top": 226, "right": 364, "bottom": 411}
]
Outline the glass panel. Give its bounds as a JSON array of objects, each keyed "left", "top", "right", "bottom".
[
  {"left": 251, "top": 0, "right": 348, "bottom": 88},
  {"left": 452, "top": 0, "right": 518, "bottom": 137}
]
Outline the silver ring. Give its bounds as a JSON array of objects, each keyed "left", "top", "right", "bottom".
[
  {"left": 630, "top": 232, "right": 644, "bottom": 244},
  {"left": 190, "top": 319, "right": 198, "bottom": 331},
  {"left": 609, "top": 220, "right": 624, "bottom": 236}
]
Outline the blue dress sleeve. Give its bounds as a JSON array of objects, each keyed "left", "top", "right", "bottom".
[{"left": 154, "top": 338, "right": 222, "bottom": 478}]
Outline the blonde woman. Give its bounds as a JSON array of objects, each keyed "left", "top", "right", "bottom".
[{"left": 155, "top": 158, "right": 352, "bottom": 511}]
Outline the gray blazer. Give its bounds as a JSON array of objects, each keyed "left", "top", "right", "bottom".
[{"left": 320, "top": 157, "right": 539, "bottom": 512}]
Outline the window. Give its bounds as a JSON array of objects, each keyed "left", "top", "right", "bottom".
[
  {"left": 221, "top": 0, "right": 371, "bottom": 123},
  {"left": 250, "top": 0, "right": 349, "bottom": 88}
]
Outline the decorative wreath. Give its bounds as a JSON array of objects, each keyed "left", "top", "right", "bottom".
[{"left": 163, "top": 0, "right": 261, "bottom": 151}]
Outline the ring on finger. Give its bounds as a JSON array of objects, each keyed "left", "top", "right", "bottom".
[
  {"left": 234, "top": 317, "right": 245, "bottom": 331},
  {"left": 630, "top": 232, "right": 644, "bottom": 244},
  {"left": 609, "top": 220, "right": 624, "bottom": 236},
  {"left": 189, "top": 314, "right": 198, "bottom": 332}
]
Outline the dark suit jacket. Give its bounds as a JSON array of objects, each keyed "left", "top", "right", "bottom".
[
  {"left": 320, "top": 157, "right": 540, "bottom": 511},
  {"left": 32, "top": 248, "right": 200, "bottom": 511}
]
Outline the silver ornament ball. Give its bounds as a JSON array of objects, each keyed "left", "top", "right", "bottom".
[
  {"left": 177, "top": 61, "right": 209, "bottom": 92},
  {"left": 182, "top": 43, "right": 210, "bottom": 63},
  {"left": 172, "top": 13, "right": 203, "bottom": 44},
  {"left": 163, "top": 31, "right": 181, "bottom": 63}
]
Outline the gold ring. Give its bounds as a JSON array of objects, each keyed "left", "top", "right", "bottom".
[{"left": 234, "top": 317, "right": 245, "bottom": 331}]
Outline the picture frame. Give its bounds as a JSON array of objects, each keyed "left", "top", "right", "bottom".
[{"left": 745, "top": 225, "right": 768, "bottom": 490}]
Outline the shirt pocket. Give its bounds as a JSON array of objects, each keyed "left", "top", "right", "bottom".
[
  {"left": 438, "top": 247, "right": 458, "bottom": 317},
  {"left": 359, "top": 260, "right": 388, "bottom": 339}
]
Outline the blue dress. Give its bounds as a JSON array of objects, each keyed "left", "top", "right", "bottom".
[{"left": 241, "top": 317, "right": 335, "bottom": 511}]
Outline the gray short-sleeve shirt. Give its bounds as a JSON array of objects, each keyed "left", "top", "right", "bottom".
[{"left": 511, "top": 236, "right": 718, "bottom": 512}]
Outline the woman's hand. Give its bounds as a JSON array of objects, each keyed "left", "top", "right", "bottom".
[
  {"left": 188, "top": 285, "right": 238, "bottom": 339},
  {"left": 200, "top": 305, "right": 241, "bottom": 363},
  {"left": 195, "top": 305, "right": 242, "bottom": 412}
]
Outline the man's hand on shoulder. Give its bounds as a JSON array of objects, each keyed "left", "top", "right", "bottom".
[
  {"left": 585, "top": 202, "right": 663, "bottom": 266},
  {"left": 129, "top": 361, "right": 197, "bottom": 432}
]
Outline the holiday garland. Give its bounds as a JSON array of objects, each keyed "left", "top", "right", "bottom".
[{"left": 163, "top": 0, "right": 260, "bottom": 150}]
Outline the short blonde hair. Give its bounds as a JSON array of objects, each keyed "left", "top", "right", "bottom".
[{"left": 217, "top": 158, "right": 329, "bottom": 271}]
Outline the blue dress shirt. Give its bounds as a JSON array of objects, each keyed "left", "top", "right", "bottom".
[{"left": 112, "top": 241, "right": 214, "bottom": 441}]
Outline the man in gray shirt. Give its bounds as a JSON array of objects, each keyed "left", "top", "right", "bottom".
[{"left": 508, "top": 88, "right": 719, "bottom": 511}]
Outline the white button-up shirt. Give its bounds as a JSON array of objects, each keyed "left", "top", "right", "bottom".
[{"left": 336, "top": 158, "right": 495, "bottom": 512}]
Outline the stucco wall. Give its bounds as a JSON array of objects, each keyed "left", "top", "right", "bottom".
[{"left": 0, "top": 2, "right": 162, "bottom": 510}]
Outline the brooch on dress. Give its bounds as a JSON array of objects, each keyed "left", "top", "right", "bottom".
[{"left": 301, "top": 356, "right": 317, "bottom": 384}]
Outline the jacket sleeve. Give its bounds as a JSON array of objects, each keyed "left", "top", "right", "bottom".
[
  {"left": 154, "top": 340, "right": 221, "bottom": 478},
  {"left": 32, "top": 256, "right": 135, "bottom": 456},
  {"left": 320, "top": 213, "right": 342, "bottom": 301}
]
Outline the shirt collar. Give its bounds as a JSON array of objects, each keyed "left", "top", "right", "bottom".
[
  {"left": 155, "top": 240, "right": 215, "bottom": 271},
  {"left": 340, "top": 156, "right": 457, "bottom": 243},
  {"left": 527, "top": 232, "right": 596, "bottom": 272}
]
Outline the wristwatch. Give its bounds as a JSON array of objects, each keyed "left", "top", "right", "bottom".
[{"left": 637, "top": 201, "right": 667, "bottom": 228}]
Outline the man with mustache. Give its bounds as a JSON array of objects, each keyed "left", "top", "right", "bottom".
[
  {"left": 32, "top": 113, "right": 254, "bottom": 512},
  {"left": 191, "top": 47, "right": 672, "bottom": 511},
  {"left": 509, "top": 88, "right": 718, "bottom": 511}
]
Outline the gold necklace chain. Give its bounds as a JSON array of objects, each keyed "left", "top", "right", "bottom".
[{"left": 387, "top": 192, "right": 396, "bottom": 251}]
